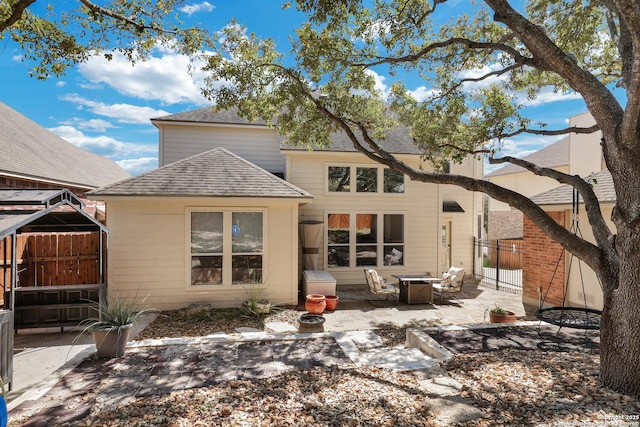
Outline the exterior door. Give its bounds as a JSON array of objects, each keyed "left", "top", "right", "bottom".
[{"left": 441, "top": 222, "right": 451, "bottom": 273}]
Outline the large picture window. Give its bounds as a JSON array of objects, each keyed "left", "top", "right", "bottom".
[
  {"left": 327, "top": 165, "right": 404, "bottom": 194},
  {"left": 190, "top": 210, "right": 264, "bottom": 286},
  {"left": 327, "top": 213, "right": 404, "bottom": 268}
]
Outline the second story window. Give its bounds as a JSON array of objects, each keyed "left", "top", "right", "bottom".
[{"left": 328, "top": 165, "right": 404, "bottom": 194}]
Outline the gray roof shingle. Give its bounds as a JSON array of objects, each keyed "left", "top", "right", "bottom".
[
  {"left": 486, "top": 137, "right": 569, "bottom": 177},
  {"left": 0, "top": 102, "right": 131, "bottom": 188},
  {"left": 152, "top": 107, "right": 423, "bottom": 155},
  {"left": 531, "top": 169, "right": 615, "bottom": 205},
  {"left": 89, "top": 147, "right": 312, "bottom": 198},
  {"left": 152, "top": 106, "right": 269, "bottom": 127}
]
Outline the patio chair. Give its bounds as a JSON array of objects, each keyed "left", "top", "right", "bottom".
[
  {"left": 432, "top": 266, "right": 466, "bottom": 304},
  {"left": 364, "top": 269, "right": 400, "bottom": 304}
]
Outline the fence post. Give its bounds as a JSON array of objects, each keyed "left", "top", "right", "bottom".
[{"left": 495, "top": 240, "right": 500, "bottom": 290}]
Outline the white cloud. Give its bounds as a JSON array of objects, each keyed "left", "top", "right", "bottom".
[
  {"left": 459, "top": 63, "right": 509, "bottom": 91},
  {"left": 49, "top": 125, "right": 155, "bottom": 158},
  {"left": 60, "top": 117, "right": 116, "bottom": 132},
  {"left": 363, "top": 69, "right": 390, "bottom": 97},
  {"left": 518, "top": 86, "right": 582, "bottom": 106},
  {"left": 116, "top": 157, "right": 158, "bottom": 175},
  {"left": 12, "top": 55, "right": 23, "bottom": 62},
  {"left": 78, "top": 49, "right": 209, "bottom": 105},
  {"left": 60, "top": 94, "right": 170, "bottom": 124},
  {"left": 55, "top": 81, "right": 66, "bottom": 87},
  {"left": 180, "top": 1, "right": 215, "bottom": 16},
  {"left": 408, "top": 86, "right": 439, "bottom": 102}
]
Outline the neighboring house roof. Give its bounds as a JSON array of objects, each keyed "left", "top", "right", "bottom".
[
  {"left": 532, "top": 169, "right": 614, "bottom": 205},
  {"left": 152, "top": 106, "right": 423, "bottom": 155},
  {"left": 486, "top": 137, "right": 569, "bottom": 177},
  {"left": 89, "top": 147, "right": 313, "bottom": 199},
  {"left": 488, "top": 210, "right": 523, "bottom": 240},
  {"left": 0, "top": 102, "right": 130, "bottom": 189}
]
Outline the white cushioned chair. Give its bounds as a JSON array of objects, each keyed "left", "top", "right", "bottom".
[
  {"left": 364, "top": 269, "right": 400, "bottom": 304},
  {"left": 432, "top": 266, "right": 466, "bottom": 304}
]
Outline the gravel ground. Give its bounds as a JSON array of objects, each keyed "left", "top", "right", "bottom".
[{"left": 13, "top": 307, "right": 640, "bottom": 426}]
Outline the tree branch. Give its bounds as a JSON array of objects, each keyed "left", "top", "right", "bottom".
[
  {"left": 484, "top": 0, "right": 623, "bottom": 121},
  {"left": 489, "top": 155, "right": 614, "bottom": 252},
  {"left": 498, "top": 124, "right": 600, "bottom": 139},
  {"left": 357, "top": 37, "right": 539, "bottom": 70},
  {"left": 78, "top": 0, "right": 171, "bottom": 33},
  {"left": 0, "top": 0, "right": 36, "bottom": 32}
]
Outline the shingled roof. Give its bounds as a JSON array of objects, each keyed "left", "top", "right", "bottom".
[
  {"left": 152, "top": 106, "right": 423, "bottom": 155},
  {"left": 0, "top": 102, "right": 130, "bottom": 189},
  {"left": 486, "top": 137, "right": 569, "bottom": 177},
  {"left": 531, "top": 169, "right": 615, "bottom": 205},
  {"left": 89, "top": 147, "right": 312, "bottom": 199}
]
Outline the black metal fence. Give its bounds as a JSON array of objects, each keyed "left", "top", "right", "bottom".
[{"left": 473, "top": 238, "right": 523, "bottom": 294}]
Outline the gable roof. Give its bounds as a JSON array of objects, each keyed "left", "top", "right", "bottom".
[
  {"left": 152, "top": 106, "right": 268, "bottom": 127},
  {"left": 0, "top": 102, "right": 131, "bottom": 189},
  {"left": 89, "top": 147, "right": 312, "bottom": 199},
  {"left": 486, "top": 137, "right": 569, "bottom": 177},
  {"left": 0, "top": 189, "right": 108, "bottom": 240},
  {"left": 531, "top": 169, "right": 615, "bottom": 205},
  {"left": 152, "top": 106, "right": 423, "bottom": 155}
]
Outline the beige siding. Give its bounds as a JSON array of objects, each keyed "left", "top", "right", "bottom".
[
  {"left": 159, "top": 124, "right": 285, "bottom": 173},
  {"left": 488, "top": 165, "right": 570, "bottom": 211},
  {"left": 568, "top": 112, "right": 603, "bottom": 177},
  {"left": 443, "top": 156, "right": 484, "bottom": 276},
  {"left": 564, "top": 206, "right": 612, "bottom": 310},
  {"left": 286, "top": 150, "right": 480, "bottom": 285},
  {"left": 102, "top": 196, "right": 300, "bottom": 310}
]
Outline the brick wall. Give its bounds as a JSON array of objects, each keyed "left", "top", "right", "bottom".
[
  {"left": 0, "top": 176, "right": 87, "bottom": 197},
  {"left": 523, "top": 211, "right": 566, "bottom": 307}
]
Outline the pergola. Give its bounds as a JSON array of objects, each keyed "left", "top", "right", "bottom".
[{"left": 0, "top": 188, "right": 109, "bottom": 391}]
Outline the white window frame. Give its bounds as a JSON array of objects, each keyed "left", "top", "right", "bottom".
[
  {"left": 326, "top": 212, "right": 405, "bottom": 269},
  {"left": 326, "top": 164, "right": 405, "bottom": 195},
  {"left": 186, "top": 207, "right": 266, "bottom": 289}
]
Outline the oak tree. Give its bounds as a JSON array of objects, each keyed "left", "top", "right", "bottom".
[
  {"left": 203, "top": 0, "right": 640, "bottom": 395},
  {"left": 1, "top": 0, "right": 208, "bottom": 79}
]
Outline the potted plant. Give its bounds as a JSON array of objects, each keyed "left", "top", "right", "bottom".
[
  {"left": 77, "top": 293, "right": 153, "bottom": 358},
  {"left": 298, "top": 313, "right": 326, "bottom": 333},
  {"left": 241, "top": 283, "right": 271, "bottom": 316},
  {"left": 485, "top": 305, "right": 517, "bottom": 323}
]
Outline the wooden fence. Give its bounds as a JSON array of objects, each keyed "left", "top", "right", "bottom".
[{"left": 1, "top": 232, "right": 100, "bottom": 295}]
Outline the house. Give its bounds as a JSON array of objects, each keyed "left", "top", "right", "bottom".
[
  {"left": 514, "top": 112, "right": 607, "bottom": 311},
  {"left": 484, "top": 136, "right": 570, "bottom": 240},
  {"left": 88, "top": 107, "right": 483, "bottom": 310}
]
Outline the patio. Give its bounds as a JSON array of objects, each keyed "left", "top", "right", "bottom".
[{"left": 295, "top": 277, "right": 529, "bottom": 333}]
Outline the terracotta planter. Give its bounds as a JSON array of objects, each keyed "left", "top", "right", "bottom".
[
  {"left": 92, "top": 324, "right": 132, "bottom": 358},
  {"left": 489, "top": 310, "right": 517, "bottom": 323},
  {"left": 324, "top": 295, "right": 339, "bottom": 311},
  {"left": 298, "top": 314, "right": 326, "bottom": 333},
  {"left": 305, "top": 294, "right": 326, "bottom": 314}
]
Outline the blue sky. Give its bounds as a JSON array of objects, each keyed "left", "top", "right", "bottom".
[{"left": 1, "top": 1, "right": 594, "bottom": 176}]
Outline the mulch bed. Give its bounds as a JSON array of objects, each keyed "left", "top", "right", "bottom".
[{"left": 428, "top": 324, "right": 599, "bottom": 354}]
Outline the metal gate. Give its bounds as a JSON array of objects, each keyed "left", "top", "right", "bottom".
[
  {"left": 0, "top": 309, "right": 12, "bottom": 391},
  {"left": 473, "top": 238, "right": 523, "bottom": 294}
]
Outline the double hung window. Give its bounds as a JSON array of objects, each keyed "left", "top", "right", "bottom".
[{"left": 190, "top": 210, "right": 264, "bottom": 286}]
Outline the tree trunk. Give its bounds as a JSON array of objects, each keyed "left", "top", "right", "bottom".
[{"left": 599, "top": 232, "right": 640, "bottom": 396}]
